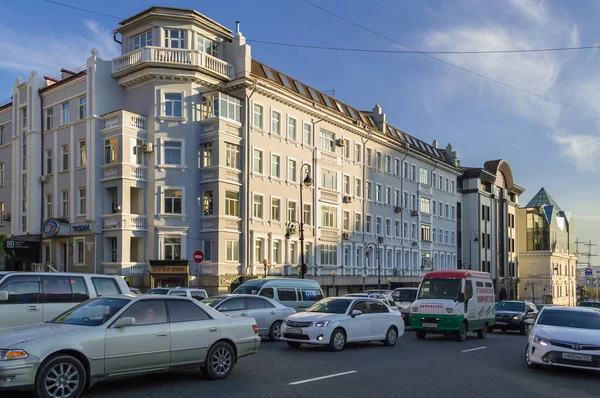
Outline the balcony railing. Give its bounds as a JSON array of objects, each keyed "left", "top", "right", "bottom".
[
  {"left": 112, "top": 47, "right": 234, "bottom": 80},
  {"left": 102, "top": 214, "right": 147, "bottom": 231},
  {"left": 200, "top": 118, "right": 242, "bottom": 137},
  {"left": 102, "top": 110, "right": 147, "bottom": 132},
  {"left": 122, "top": 262, "right": 147, "bottom": 276},
  {"left": 201, "top": 217, "right": 241, "bottom": 232},
  {"left": 319, "top": 189, "right": 339, "bottom": 204},
  {"left": 102, "top": 163, "right": 147, "bottom": 182},
  {"left": 200, "top": 166, "right": 241, "bottom": 184},
  {"left": 419, "top": 183, "right": 432, "bottom": 195}
]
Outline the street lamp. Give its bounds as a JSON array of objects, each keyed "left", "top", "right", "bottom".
[
  {"left": 365, "top": 243, "right": 381, "bottom": 289},
  {"left": 387, "top": 277, "right": 392, "bottom": 290},
  {"left": 294, "top": 164, "right": 312, "bottom": 279},
  {"left": 263, "top": 259, "right": 268, "bottom": 278},
  {"left": 362, "top": 273, "right": 367, "bottom": 292},
  {"left": 469, "top": 229, "right": 479, "bottom": 271},
  {"left": 331, "top": 271, "right": 337, "bottom": 296}
]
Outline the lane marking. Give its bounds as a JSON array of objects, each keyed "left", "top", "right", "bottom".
[
  {"left": 461, "top": 346, "right": 487, "bottom": 353},
  {"left": 288, "top": 370, "right": 358, "bottom": 386}
]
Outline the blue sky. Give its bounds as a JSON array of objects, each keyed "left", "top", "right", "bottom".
[{"left": 1, "top": 0, "right": 598, "bottom": 258}]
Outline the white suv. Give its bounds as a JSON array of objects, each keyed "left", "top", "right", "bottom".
[
  {"left": 345, "top": 293, "right": 399, "bottom": 312},
  {"left": 147, "top": 287, "right": 208, "bottom": 301}
]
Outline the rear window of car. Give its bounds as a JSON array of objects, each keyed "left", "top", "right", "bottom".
[
  {"left": 92, "top": 277, "right": 121, "bottom": 296},
  {"left": 42, "top": 276, "right": 89, "bottom": 303},
  {"left": 168, "top": 291, "right": 187, "bottom": 296}
]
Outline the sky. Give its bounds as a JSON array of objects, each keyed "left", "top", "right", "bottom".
[{"left": 0, "top": 0, "right": 599, "bottom": 260}]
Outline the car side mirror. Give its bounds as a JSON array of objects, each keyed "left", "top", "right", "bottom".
[
  {"left": 0, "top": 291, "right": 8, "bottom": 302},
  {"left": 113, "top": 317, "right": 136, "bottom": 328},
  {"left": 351, "top": 310, "right": 362, "bottom": 317},
  {"left": 458, "top": 293, "right": 465, "bottom": 303},
  {"left": 527, "top": 308, "right": 535, "bottom": 313},
  {"left": 524, "top": 318, "right": 534, "bottom": 325}
]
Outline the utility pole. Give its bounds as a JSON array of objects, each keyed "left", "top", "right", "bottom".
[{"left": 585, "top": 241, "right": 598, "bottom": 267}]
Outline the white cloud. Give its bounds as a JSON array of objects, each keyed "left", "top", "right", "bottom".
[
  {"left": 0, "top": 20, "right": 118, "bottom": 77},
  {"left": 551, "top": 132, "right": 600, "bottom": 171},
  {"left": 509, "top": 0, "right": 549, "bottom": 23}
]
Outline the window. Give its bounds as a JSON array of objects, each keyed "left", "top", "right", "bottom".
[
  {"left": 165, "top": 29, "right": 185, "bottom": 48},
  {"left": 288, "top": 159, "right": 297, "bottom": 183},
  {"left": 45, "top": 194, "right": 52, "bottom": 219},
  {"left": 254, "top": 239, "right": 264, "bottom": 263},
  {"left": 320, "top": 245, "right": 337, "bottom": 266},
  {"left": 92, "top": 277, "right": 121, "bottom": 296},
  {"left": 0, "top": 126, "right": 4, "bottom": 145},
  {"left": 355, "top": 213, "right": 362, "bottom": 232},
  {"left": 321, "top": 206, "right": 338, "bottom": 228},
  {"left": 0, "top": 276, "right": 41, "bottom": 304},
  {"left": 445, "top": 230, "right": 449, "bottom": 244},
  {"left": 104, "top": 138, "right": 117, "bottom": 164},
  {"left": 366, "top": 148, "right": 372, "bottom": 166},
  {"left": 451, "top": 232, "right": 455, "bottom": 245},
  {"left": 273, "top": 240, "right": 282, "bottom": 264},
  {"left": 220, "top": 94, "right": 241, "bottom": 122},
  {"left": 303, "top": 123, "right": 312, "bottom": 145},
  {"left": 22, "top": 134, "right": 26, "bottom": 171},
  {"left": 371, "top": 301, "right": 390, "bottom": 314},
  {"left": 411, "top": 194, "right": 417, "bottom": 210},
  {"left": 432, "top": 173, "right": 437, "bottom": 188},
  {"left": 344, "top": 175, "right": 351, "bottom": 195},
  {"left": 376, "top": 184, "right": 382, "bottom": 202},
  {"left": 376, "top": 151, "right": 382, "bottom": 169},
  {"left": 303, "top": 204, "right": 311, "bottom": 225},
  {"left": 301, "top": 289, "right": 324, "bottom": 302},
  {"left": 355, "top": 143, "right": 361, "bottom": 162},
  {"left": 451, "top": 180, "right": 455, "bottom": 194},
  {"left": 271, "top": 110, "right": 281, "bottom": 134},
  {"left": 439, "top": 202, "right": 443, "bottom": 216},
  {"left": 343, "top": 211, "right": 350, "bottom": 230},
  {"left": 253, "top": 104, "right": 263, "bottom": 128},
  {"left": 120, "top": 300, "right": 168, "bottom": 326},
  {"left": 376, "top": 217, "right": 382, "bottom": 235},
  {"left": 164, "top": 93, "right": 183, "bottom": 118},
  {"left": 0, "top": 163, "right": 3, "bottom": 185},
  {"left": 355, "top": 178, "right": 362, "bottom": 197},
  {"left": 164, "top": 189, "right": 182, "bottom": 214},
  {"left": 226, "top": 241, "right": 240, "bottom": 261},
  {"left": 321, "top": 169, "right": 337, "bottom": 190},
  {"left": 421, "top": 224, "right": 431, "bottom": 241},
  {"left": 445, "top": 178, "right": 449, "bottom": 192},
  {"left": 395, "top": 220, "right": 401, "bottom": 237},
  {"left": 411, "top": 223, "right": 417, "bottom": 240},
  {"left": 164, "top": 237, "right": 182, "bottom": 260},
  {"left": 218, "top": 298, "right": 245, "bottom": 311},
  {"left": 271, "top": 198, "right": 281, "bottom": 221},
  {"left": 275, "top": 288, "right": 296, "bottom": 301},
  {"left": 451, "top": 205, "right": 455, "bottom": 220},
  {"left": 197, "top": 35, "right": 219, "bottom": 57},
  {"left": 341, "top": 139, "right": 350, "bottom": 158},
  {"left": 225, "top": 191, "right": 239, "bottom": 216},
  {"left": 167, "top": 300, "right": 210, "bottom": 322},
  {"left": 394, "top": 189, "right": 400, "bottom": 206},
  {"left": 432, "top": 228, "right": 436, "bottom": 242},
  {"left": 45, "top": 108, "right": 54, "bottom": 130},
  {"left": 366, "top": 183, "right": 373, "bottom": 200},
  {"left": 287, "top": 117, "right": 297, "bottom": 141},
  {"left": 386, "top": 219, "right": 392, "bottom": 236},
  {"left": 61, "top": 145, "right": 69, "bottom": 171},
  {"left": 225, "top": 143, "right": 239, "bottom": 169},
  {"left": 109, "top": 238, "right": 118, "bottom": 262},
  {"left": 411, "top": 165, "right": 416, "bottom": 181},
  {"left": 133, "top": 30, "right": 153, "bottom": 49},
  {"left": 420, "top": 168, "right": 429, "bottom": 184},
  {"left": 403, "top": 222, "right": 408, "bottom": 238},
  {"left": 74, "top": 239, "right": 85, "bottom": 264},
  {"left": 202, "top": 240, "right": 213, "bottom": 262},
  {"left": 320, "top": 129, "right": 335, "bottom": 152},
  {"left": 78, "top": 140, "right": 86, "bottom": 168},
  {"left": 78, "top": 188, "right": 86, "bottom": 215},
  {"left": 21, "top": 107, "right": 27, "bottom": 129},
  {"left": 271, "top": 154, "right": 281, "bottom": 178},
  {"left": 366, "top": 215, "right": 373, "bottom": 233},
  {"left": 445, "top": 204, "right": 450, "bottom": 218},
  {"left": 287, "top": 201, "right": 297, "bottom": 222},
  {"left": 394, "top": 158, "right": 400, "bottom": 175},
  {"left": 164, "top": 141, "right": 182, "bottom": 165},
  {"left": 403, "top": 161, "right": 408, "bottom": 178},
  {"left": 61, "top": 190, "right": 69, "bottom": 218},
  {"left": 386, "top": 187, "right": 392, "bottom": 204},
  {"left": 62, "top": 102, "right": 70, "bottom": 125},
  {"left": 79, "top": 97, "right": 87, "bottom": 119},
  {"left": 253, "top": 195, "right": 263, "bottom": 218},
  {"left": 403, "top": 192, "right": 408, "bottom": 208},
  {"left": 45, "top": 149, "right": 52, "bottom": 175},
  {"left": 385, "top": 155, "right": 392, "bottom": 173},
  {"left": 203, "top": 190, "right": 213, "bottom": 215},
  {"left": 253, "top": 149, "right": 263, "bottom": 173},
  {"left": 420, "top": 197, "right": 430, "bottom": 214}
]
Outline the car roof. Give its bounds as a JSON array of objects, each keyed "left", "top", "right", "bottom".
[
  {"left": 150, "top": 287, "right": 206, "bottom": 291},
  {"left": 498, "top": 300, "right": 526, "bottom": 303},
  {"left": 0, "top": 271, "right": 123, "bottom": 278},
  {"left": 544, "top": 306, "right": 600, "bottom": 314}
]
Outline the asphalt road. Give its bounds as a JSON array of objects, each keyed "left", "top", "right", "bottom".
[{"left": 7, "top": 330, "right": 600, "bottom": 398}]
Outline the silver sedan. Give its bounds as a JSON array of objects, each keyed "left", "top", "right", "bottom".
[
  {"left": 203, "top": 294, "right": 296, "bottom": 341},
  {"left": 0, "top": 295, "right": 261, "bottom": 398}
]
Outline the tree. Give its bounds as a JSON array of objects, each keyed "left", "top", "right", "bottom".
[{"left": 0, "top": 233, "right": 15, "bottom": 268}]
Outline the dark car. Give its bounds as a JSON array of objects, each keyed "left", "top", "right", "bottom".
[
  {"left": 490, "top": 300, "right": 537, "bottom": 335},
  {"left": 578, "top": 301, "right": 600, "bottom": 309}
]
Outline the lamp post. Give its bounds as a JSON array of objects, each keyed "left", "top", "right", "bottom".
[
  {"left": 362, "top": 273, "right": 367, "bottom": 292},
  {"left": 365, "top": 243, "right": 381, "bottom": 289},
  {"left": 331, "top": 271, "right": 337, "bottom": 296},
  {"left": 387, "top": 277, "right": 392, "bottom": 291},
  {"left": 469, "top": 230, "right": 479, "bottom": 270},
  {"left": 296, "top": 164, "right": 313, "bottom": 279},
  {"left": 263, "top": 259, "right": 268, "bottom": 278},
  {"left": 524, "top": 281, "right": 548, "bottom": 305}
]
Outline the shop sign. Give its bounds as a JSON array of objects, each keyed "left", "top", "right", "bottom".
[
  {"left": 5, "top": 239, "right": 32, "bottom": 250},
  {"left": 72, "top": 224, "right": 92, "bottom": 233},
  {"left": 220, "top": 276, "right": 241, "bottom": 285},
  {"left": 42, "top": 220, "right": 60, "bottom": 237},
  {"left": 151, "top": 266, "right": 188, "bottom": 274}
]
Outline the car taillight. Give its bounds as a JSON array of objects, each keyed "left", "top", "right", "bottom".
[{"left": 252, "top": 324, "right": 259, "bottom": 334}]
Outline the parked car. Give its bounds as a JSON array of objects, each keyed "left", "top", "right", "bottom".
[
  {"left": 232, "top": 278, "right": 324, "bottom": 311},
  {"left": 578, "top": 301, "right": 600, "bottom": 309},
  {"left": 525, "top": 306, "right": 600, "bottom": 371},
  {"left": 280, "top": 297, "right": 404, "bottom": 351},
  {"left": 0, "top": 295, "right": 261, "bottom": 397},
  {"left": 129, "top": 288, "right": 142, "bottom": 295},
  {"left": 147, "top": 287, "right": 208, "bottom": 301},
  {"left": 491, "top": 300, "right": 537, "bottom": 335},
  {"left": 345, "top": 293, "right": 399, "bottom": 312},
  {"left": 0, "top": 272, "right": 131, "bottom": 331},
  {"left": 535, "top": 304, "right": 556, "bottom": 311},
  {"left": 392, "top": 287, "right": 418, "bottom": 327},
  {"left": 203, "top": 294, "right": 295, "bottom": 341}
]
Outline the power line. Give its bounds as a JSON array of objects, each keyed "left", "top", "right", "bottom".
[
  {"left": 44, "top": 0, "right": 121, "bottom": 19},
  {"left": 301, "top": 0, "right": 600, "bottom": 116}
]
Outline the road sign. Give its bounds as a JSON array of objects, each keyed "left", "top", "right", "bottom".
[
  {"left": 193, "top": 250, "right": 204, "bottom": 264},
  {"left": 585, "top": 268, "right": 593, "bottom": 276}
]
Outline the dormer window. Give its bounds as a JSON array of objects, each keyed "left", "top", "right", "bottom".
[
  {"left": 165, "top": 29, "right": 186, "bottom": 49},
  {"left": 197, "top": 35, "right": 219, "bottom": 58},
  {"left": 134, "top": 31, "right": 153, "bottom": 50}
]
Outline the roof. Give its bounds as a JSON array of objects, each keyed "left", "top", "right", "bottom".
[
  {"left": 525, "top": 187, "right": 562, "bottom": 211},
  {"left": 483, "top": 159, "right": 502, "bottom": 173},
  {"left": 423, "top": 270, "right": 492, "bottom": 279},
  {"left": 250, "top": 59, "right": 452, "bottom": 165}
]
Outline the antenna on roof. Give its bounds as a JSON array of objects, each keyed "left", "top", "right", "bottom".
[{"left": 323, "top": 90, "right": 336, "bottom": 98}]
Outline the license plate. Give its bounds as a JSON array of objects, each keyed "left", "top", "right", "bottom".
[
  {"left": 422, "top": 323, "right": 437, "bottom": 328},
  {"left": 562, "top": 353, "right": 592, "bottom": 362},
  {"left": 287, "top": 328, "right": 302, "bottom": 334},
  {"left": 496, "top": 322, "right": 507, "bottom": 325}
]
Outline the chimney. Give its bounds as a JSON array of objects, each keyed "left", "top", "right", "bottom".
[
  {"left": 432, "top": 140, "right": 438, "bottom": 148},
  {"left": 370, "top": 104, "right": 386, "bottom": 133},
  {"left": 446, "top": 143, "right": 458, "bottom": 167},
  {"left": 236, "top": 21, "right": 241, "bottom": 36}
]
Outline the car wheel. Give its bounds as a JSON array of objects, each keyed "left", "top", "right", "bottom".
[
  {"left": 520, "top": 323, "right": 528, "bottom": 335},
  {"left": 329, "top": 328, "right": 346, "bottom": 352},
  {"left": 35, "top": 354, "right": 86, "bottom": 398},
  {"left": 383, "top": 327, "right": 398, "bottom": 347},
  {"left": 286, "top": 342, "right": 302, "bottom": 348},
  {"left": 415, "top": 330, "right": 427, "bottom": 339},
  {"left": 525, "top": 344, "right": 540, "bottom": 369},
  {"left": 456, "top": 321, "right": 468, "bottom": 342},
  {"left": 269, "top": 321, "right": 283, "bottom": 342},
  {"left": 203, "top": 342, "right": 235, "bottom": 380},
  {"left": 477, "top": 323, "right": 488, "bottom": 339}
]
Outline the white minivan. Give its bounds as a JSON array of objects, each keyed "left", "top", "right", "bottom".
[{"left": 0, "top": 271, "right": 131, "bottom": 330}]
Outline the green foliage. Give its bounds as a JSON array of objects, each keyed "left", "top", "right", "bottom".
[{"left": 0, "top": 233, "right": 15, "bottom": 260}]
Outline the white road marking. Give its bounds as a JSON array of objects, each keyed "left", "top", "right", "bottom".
[
  {"left": 288, "top": 370, "right": 358, "bottom": 386},
  {"left": 461, "top": 346, "right": 487, "bottom": 353}
]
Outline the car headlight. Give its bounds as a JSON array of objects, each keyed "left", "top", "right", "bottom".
[
  {"left": 446, "top": 308, "right": 454, "bottom": 314},
  {"left": 310, "top": 320, "right": 330, "bottom": 327},
  {"left": 513, "top": 316, "right": 521, "bottom": 320},
  {"left": 412, "top": 307, "right": 419, "bottom": 313},
  {"left": 0, "top": 349, "right": 29, "bottom": 360},
  {"left": 533, "top": 335, "right": 550, "bottom": 346}
]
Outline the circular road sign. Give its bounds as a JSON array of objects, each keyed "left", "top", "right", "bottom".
[{"left": 193, "top": 250, "right": 204, "bottom": 264}]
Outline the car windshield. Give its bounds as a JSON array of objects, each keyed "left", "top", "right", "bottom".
[
  {"left": 394, "top": 289, "right": 417, "bottom": 302},
  {"left": 203, "top": 297, "right": 227, "bottom": 308},
  {"left": 417, "top": 279, "right": 461, "bottom": 300},
  {"left": 233, "top": 286, "right": 261, "bottom": 295},
  {"left": 147, "top": 288, "right": 169, "bottom": 295},
  {"left": 538, "top": 310, "right": 600, "bottom": 330},
  {"left": 51, "top": 298, "right": 129, "bottom": 326},
  {"left": 306, "top": 298, "right": 352, "bottom": 314},
  {"left": 496, "top": 301, "right": 525, "bottom": 312},
  {"left": 579, "top": 302, "right": 600, "bottom": 309}
]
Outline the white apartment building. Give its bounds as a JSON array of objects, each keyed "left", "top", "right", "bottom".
[{"left": 0, "top": 6, "right": 462, "bottom": 293}]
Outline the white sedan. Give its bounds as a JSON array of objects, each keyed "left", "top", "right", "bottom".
[
  {"left": 525, "top": 306, "right": 600, "bottom": 371},
  {"left": 280, "top": 297, "right": 404, "bottom": 351}
]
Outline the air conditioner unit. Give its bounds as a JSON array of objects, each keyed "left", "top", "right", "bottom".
[
  {"left": 112, "top": 202, "right": 121, "bottom": 212},
  {"left": 335, "top": 138, "right": 346, "bottom": 147},
  {"left": 39, "top": 175, "right": 49, "bottom": 184},
  {"left": 342, "top": 232, "right": 350, "bottom": 240},
  {"left": 143, "top": 143, "right": 154, "bottom": 153},
  {"left": 411, "top": 210, "right": 419, "bottom": 217},
  {"left": 378, "top": 236, "right": 385, "bottom": 244},
  {"left": 343, "top": 195, "right": 353, "bottom": 203},
  {"left": 394, "top": 206, "right": 403, "bottom": 213},
  {"left": 2, "top": 213, "right": 10, "bottom": 222}
]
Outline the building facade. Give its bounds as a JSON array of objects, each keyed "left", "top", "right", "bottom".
[
  {"left": 458, "top": 160, "right": 524, "bottom": 301},
  {"left": 0, "top": 6, "right": 463, "bottom": 293},
  {"left": 517, "top": 188, "right": 577, "bottom": 306}
]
